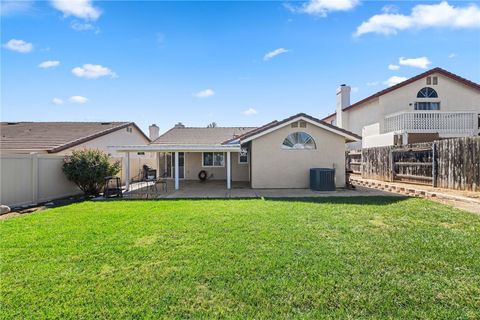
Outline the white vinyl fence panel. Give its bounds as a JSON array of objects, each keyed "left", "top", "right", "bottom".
[{"left": 0, "top": 154, "right": 81, "bottom": 207}]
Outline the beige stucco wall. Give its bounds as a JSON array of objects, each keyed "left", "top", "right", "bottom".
[
  {"left": 327, "top": 72, "right": 480, "bottom": 136},
  {"left": 250, "top": 123, "right": 346, "bottom": 188},
  {"left": 183, "top": 152, "right": 249, "bottom": 181},
  {"left": 59, "top": 125, "right": 153, "bottom": 158}
]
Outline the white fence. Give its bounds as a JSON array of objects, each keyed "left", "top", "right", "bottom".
[
  {"left": 0, "top": 154, "right": 81, "bottom": 207},
  {"left": 0, "top": 154, "right": 158, "bottom": 208},
  {"left": 383, "top": 111, "right": 477, "bottom": 136}
]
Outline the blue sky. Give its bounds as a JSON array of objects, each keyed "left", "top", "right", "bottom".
[{"left": 1, "top": 0, "right": 479, "bottom": 134}]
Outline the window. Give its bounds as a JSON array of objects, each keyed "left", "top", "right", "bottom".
[
  {"left": 291, "top": 122, "right": 298, "bottom": 128},
  {"left": 203, "top": 152, "right": 224, "bottom": 167},
  {"left": 417, "top": 87, "right": 438, "bottom": 98},
  {"left": 432, "top": 76, "right": 438, "bottom": 85},
  {"left": 239, "top": 148, "right": 248, "bottom": 164},
  {"left": 282, "top": 132, "right": 316, "bottom": 150},
  {"left": 414, "top": 102, "right": 440, "bottom": 110},
  {"left": 426, "top": 77, "right": 432, "bottom": 85},
  {"left": 299, "top": 120, "right": 307, "bottom": 128}
]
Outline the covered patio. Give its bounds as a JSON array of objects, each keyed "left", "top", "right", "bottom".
[{"left": 115, "top": 144, "right": 243, "bottom": 192}]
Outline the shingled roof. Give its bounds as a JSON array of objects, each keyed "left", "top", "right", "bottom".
[
  {"left": 151, "top": 127, "right": 257, "bottom": 145},
  {"left": 0, "top": 121, "right": 148, "bottom": 153}
]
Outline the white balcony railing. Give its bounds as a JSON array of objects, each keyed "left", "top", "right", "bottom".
[{"left": 383, "top": 111, "right": 478, "bottom": 136}]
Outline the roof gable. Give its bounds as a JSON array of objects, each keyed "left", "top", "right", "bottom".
[
  {"left": 0, "top": 122, "right": 150, "bottom": 153},
  {"left": 236, "top": 113, "right": 361, "bottom": 143},
  {"left": 322, "top": 67, "right": 480, "bottom": 120}
]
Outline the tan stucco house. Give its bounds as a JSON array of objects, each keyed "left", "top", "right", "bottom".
[
  {"left": 115, "top": 113, "right": 360, "bottom": 190},
  {"left": 322, "top": 67, "right": 480, "bottom": 148}
]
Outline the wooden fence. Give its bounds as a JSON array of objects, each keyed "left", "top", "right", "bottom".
[{"left": 347, "top": 137, "right": 480, "bottom": 191}]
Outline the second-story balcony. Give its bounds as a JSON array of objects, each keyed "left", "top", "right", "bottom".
[{"left": 383, "top": 111, "right": 478, "bottom": 137}]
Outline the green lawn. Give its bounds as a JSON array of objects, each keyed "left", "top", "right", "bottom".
[{"left": 1, "top": 197, "right": 479, "bottom": 319}]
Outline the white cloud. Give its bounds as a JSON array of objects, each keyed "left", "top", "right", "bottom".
[
  {"left": 38, "top": 60, "right": 60, "bottom": 69},
  {"left": 355, "top": 1, "right": 480, "bottom": 37},
  {"left": 70, "top": 21, "right": 99, "bottom": 33},
  {"left": 399, "top": 56, "right": 431, "bottom": 69},
  {"left": 1, "top": 0, "right": 33, "bottom": 16},
  {"left": 50, "top": 0, "right": 101, "bottom": 20},
  {"left": 448, "top": 53, "right": 457, "bottom": 58},
  {"left": 388, "top": 64, "right": 400, "bottom": 71},
  {"left": 384, "top": 76, "right": 408, "bottom": 87},
  {"left": 68, "top": 96, "right": 89, "bottom": 104},
  {"left": 287, "top": 0, "right": 359, "bottom": 17},
  {"left": 194, "top": 89, "right": 215, "bottom": 98},
  {"left": 243, "top": 108, "right": 258, "bottom": 116},
  {"left": 264, "top": 48, "right": 289, "bottom": 61},
  {"left": 52, "top": 98, "right": 64, "bottom": 105},
  {"left": 2, "top": 39, "right": 33, "bottom": 53},
  {"left": 72, "top": 64, "right": 117, "bottom": 79},
  {"left": 366, "top": 81, "right": 379, "bottom": 86}
]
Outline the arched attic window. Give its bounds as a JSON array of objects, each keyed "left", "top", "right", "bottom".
[
  {"left": 282, "top": 132, "right": 316, "bottom": 150},
  {"left": 417, "top": 87, "right": 438, "bottom": 98}
]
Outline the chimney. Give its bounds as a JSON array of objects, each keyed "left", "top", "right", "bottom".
[
  {"left": 148, "top": 124, "right": 159, "bottom": 140},
  {"left": 336, "top": 84, "right": 351, "bottom": 129},
  {"left": 174, "top": 122, "right": 185, "bottom": 128}
]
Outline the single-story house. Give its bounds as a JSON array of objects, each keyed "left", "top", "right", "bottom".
[
  {"left": 115, "top": 113, "right": 360, "bottom": 190},
  {"left": 0, "top": 121, "right": 151, "bottom": 156}
]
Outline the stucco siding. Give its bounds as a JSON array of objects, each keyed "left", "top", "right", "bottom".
[
  {"left": 250, "top": 123, "right": 346, "bottom": 188},
  {"left": 183, "top": 152, "right": 249, "bottom": 181},
  {"left": 59, "top": 125, "right": 152, "bottom": 158},
  {"left": 327, "top": 72, "right": 480, "bottom": 137}
]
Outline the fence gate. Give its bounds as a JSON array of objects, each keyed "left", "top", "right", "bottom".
[{"left": 391, "top": 147, "right": 434, "bottom": 185}]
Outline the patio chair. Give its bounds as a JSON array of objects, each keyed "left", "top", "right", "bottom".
[{"left": 154, "top": 172, "right": 168, "bottom": 192}]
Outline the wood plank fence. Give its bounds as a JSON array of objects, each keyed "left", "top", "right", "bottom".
[{"left": 347, "top": 137, "right": 480, "bottom": 191}]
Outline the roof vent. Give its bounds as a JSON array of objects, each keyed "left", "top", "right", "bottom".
[{"left": 174, "top": 122, "right": 185, "bottom": 128}]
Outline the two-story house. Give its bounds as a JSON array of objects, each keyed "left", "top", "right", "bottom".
[{"left": 322, "top": 68, "right": 480, "bottom": 148}]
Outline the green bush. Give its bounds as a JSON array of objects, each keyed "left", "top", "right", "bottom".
[{"left": 62, "top": 149, "right": 121, "bottom": 195}]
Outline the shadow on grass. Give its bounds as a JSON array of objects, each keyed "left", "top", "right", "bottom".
[{"left": 263, "top": 196, "right": 409, "bottom": 206}]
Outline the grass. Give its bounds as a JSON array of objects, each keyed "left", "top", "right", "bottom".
[{"left": 1, "top": 197, "right": 479, "bottom": 319}]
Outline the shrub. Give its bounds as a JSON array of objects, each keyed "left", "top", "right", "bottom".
[{"left": 63, "top": 149, "right": 121, "bottom": 195}]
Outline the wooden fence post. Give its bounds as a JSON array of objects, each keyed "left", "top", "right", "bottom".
[
  {"left": 389, "top": 149, "right": 394, "bottom": 182},
  {"left": 432, "top": 142, "right": 437, "bottom": 187}
]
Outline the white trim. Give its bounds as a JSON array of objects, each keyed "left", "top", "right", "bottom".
[
  {"left": 174, "top": 151, "right": 179, "bottom": 190},
  {"left": 202, "top": 152, "right": 225, "bottom": 168},
  {"left": 241, "top": 116, "right": 360, "bottom": 143},
  {"left": 226, "top": 152, "right": 231, "bottom": 189},
  {"left": 114, "top": 144, "right": 241, "bottom": 153}
]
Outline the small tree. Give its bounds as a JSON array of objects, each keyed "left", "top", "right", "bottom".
[
  {"left": 63, "top": 149, "right": 121, "bottom": 195},
  {"left": 207, "top": 122, "right": 218, "bottom": 128}
]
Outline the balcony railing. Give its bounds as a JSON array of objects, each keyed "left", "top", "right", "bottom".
[{"left": 383, "top": 111, "right": 478, "bottom": 136}]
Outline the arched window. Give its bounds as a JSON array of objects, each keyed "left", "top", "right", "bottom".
[
  {"left": 282, "top": 132, "right": 316, "bottom": 150},
  {"left": 417, "top": 87, "right": 438, "bottom": 98}
]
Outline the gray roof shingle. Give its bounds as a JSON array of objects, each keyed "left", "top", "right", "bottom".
[
  {"left": 151, "top": 127, "right": 257, "bottom": 145},
  {"left": 0, "top": 122, "right": 144, "bottom": 153}
]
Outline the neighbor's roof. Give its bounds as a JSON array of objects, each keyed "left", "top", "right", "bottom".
[
  {"left": 151, "top": 127, "right": 257, "bottom": 145},
  {"left": 321, "top": 67, "right": 480, "bottom": 120},
  {"left": 0, "top": 121, "right": 149, "bottom": 153},
  {"left": 230, "top": 113, "right": 361, "bottom": 143}
]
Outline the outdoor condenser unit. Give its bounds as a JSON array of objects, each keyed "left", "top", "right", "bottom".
[{"left": 309, "top": 168, "right": 336, "bottom": 191}]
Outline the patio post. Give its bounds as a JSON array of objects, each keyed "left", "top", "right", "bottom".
[
  {"left": 226, "top": 151, "right": 231, "bottom": 190},
  {"left": 174, "top": 151, "right": 179, "bottom": 190},
  {"left": 125, "top": 151, "right": 130, "bottom": 191}
]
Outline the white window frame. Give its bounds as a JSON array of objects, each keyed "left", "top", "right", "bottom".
[
  {"left": 202, "top": 152, "right": 225, "bottom": 167},
  {"left": 238, "top": 148, "right": 248, "bottom": 164}
]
